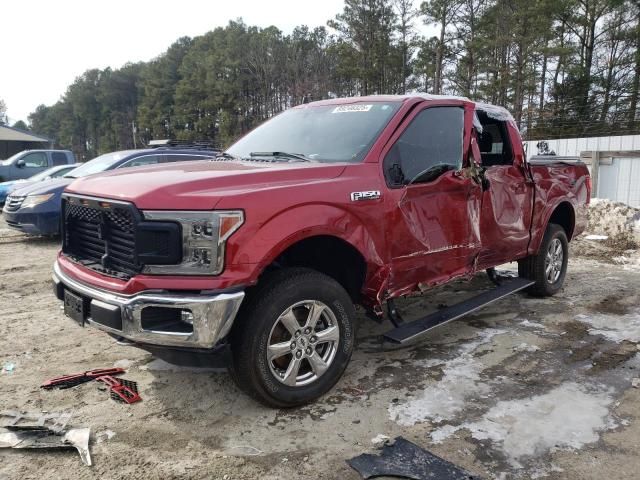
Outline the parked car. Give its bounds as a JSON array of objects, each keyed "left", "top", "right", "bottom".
[
  {"left": 0, "top": 164, "right": 78, "bottom": 205},
  {"left": 0, "top": 150, "right": 75, "bottom": 182},
  {"left": 51, "top": 95, "right": 590, "bottom": 407},
  {"left": 3, "top": 145, "right": 216, "bottom": 235}
]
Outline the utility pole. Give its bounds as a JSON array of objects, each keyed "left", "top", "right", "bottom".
[{"left": 131, "top": 121, "right": 137, "bottom": 149}]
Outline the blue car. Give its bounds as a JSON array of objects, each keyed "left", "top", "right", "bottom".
[
  {"left": 0, "top": 164, "right": 78, "bottom": 205},
  {"left": 2, "top": 145, "right": 217, "bottom": 235}
]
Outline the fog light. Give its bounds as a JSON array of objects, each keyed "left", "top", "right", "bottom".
[{"left": 181, "top": 310, "right": 194, "bottom": 325}]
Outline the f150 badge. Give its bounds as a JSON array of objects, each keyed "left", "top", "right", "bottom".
[{"left": 351, "top": 191, "right": 381, "bottom": 202}]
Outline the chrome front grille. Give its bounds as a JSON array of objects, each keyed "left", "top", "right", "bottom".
[{"left": 3, "top": 195, "right": 25, "bottom": 212}]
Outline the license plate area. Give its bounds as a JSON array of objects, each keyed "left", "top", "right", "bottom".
[{"left": 64, "top": 289, "right": 87, "bottom": 326}]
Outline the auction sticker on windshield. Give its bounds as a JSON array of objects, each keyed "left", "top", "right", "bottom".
[{"left": 332, "top": 104, "right": 373, "bottom": 113}]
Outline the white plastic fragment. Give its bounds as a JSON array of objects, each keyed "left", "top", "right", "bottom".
[{"left": 370, "top": 434, "right": 391, "bottom": 449}]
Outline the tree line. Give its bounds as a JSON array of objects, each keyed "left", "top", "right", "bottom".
[{"left": 24, "top": 0, "right": 640, "bottom": 160}]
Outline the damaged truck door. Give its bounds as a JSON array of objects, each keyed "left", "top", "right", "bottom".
[{"left": 384, "top": 104, "right": 483, "bottom": 296}]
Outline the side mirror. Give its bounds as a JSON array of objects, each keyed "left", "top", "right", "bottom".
[{"left": 16, "top": 159, "right": 25, "bottom": 168}]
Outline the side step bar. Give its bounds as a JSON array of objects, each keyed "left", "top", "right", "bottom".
[{"left": 384, "top": 277, "right": 535, "bottom": 344}]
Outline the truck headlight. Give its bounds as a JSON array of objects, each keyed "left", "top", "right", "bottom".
[
  {"left": 22, "top": 193, "right": 54, "bottom": 209},
  {"left": 140, "top": 210, "right": 244, "bottom": 275}
]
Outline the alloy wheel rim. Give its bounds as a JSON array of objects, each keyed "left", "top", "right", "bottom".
[
  {"left": 545, "top": 238, "right": 564, "bottom": 284},
  {"left": 267, "top": 300, "right": 340, "bottom": 387}
]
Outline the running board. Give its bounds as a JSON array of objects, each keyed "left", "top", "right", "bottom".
[{"left": 383, "top": 277, "right": 535, "bottom": 344}]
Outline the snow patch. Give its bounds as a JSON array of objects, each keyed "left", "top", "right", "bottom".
[
  {"left": 576, "top": 309, "right": 640, "bottom": 342},
  {"left": 431, "top": 383, "right": 614, "bottom": 468},
  {"left": 584, "top": 234, "right": 608, "bottom": 240},
  {"left": 585, "top": 199, "right": 640, "bottom": 243},
  {"left": 388, "top": 329, "right": 506, "bottom": 426},
  {"left": 114, "top": 359, "right": 133, "bottom": 369},
  {"left": 518, "top": 319, "right": 545, "bottom": 329},
  {"left": 513, "top": 343, "right": 540, "bottom": 353}
]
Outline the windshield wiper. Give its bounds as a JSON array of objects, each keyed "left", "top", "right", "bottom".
[{"left": 249, "top": 151, "right": 311, "bottom": 162}]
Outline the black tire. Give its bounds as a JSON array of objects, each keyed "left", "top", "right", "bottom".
[
  {"left": 518, "top": 223, "right": 569, "bottom": 297},
  {"left": 229, "top": 268, "right": 356, "bottom": 408}
]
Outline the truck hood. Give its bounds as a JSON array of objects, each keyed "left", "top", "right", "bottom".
[
  {"left": 65, "top": 160, "right": 348, "bottom": 209},
  {"left": 8, "top": 177, "right": 72, "bottom": 197}
]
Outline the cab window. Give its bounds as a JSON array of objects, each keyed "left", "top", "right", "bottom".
[
  {"left": 22, "top": 152, "right": 48, "bottom": 168},
  {"left": 476, "top": 112, "right": 513, "bottom": 167},
  {"left": 384, "top": 106, "right": 463, "bottom": 186}
]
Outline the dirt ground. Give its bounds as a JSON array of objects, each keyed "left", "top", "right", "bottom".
[{"left": 1, "top": 215, "right": 640, "bottom": 480}]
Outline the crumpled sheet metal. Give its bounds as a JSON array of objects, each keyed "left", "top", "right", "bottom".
[
  {"left": 0, "top": 426, "right": 92, "bottom": 466},
  {"left": 1, "top": 410, "right": 72, "bottom": 433},
  {"left": 347, "top": 437, "right": 482, "bottom": 480}
]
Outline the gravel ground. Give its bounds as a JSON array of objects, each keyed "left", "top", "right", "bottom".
[{"left": 1, "top": 215, "right": 640, "bottom": 480}]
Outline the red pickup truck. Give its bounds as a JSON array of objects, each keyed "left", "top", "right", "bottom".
[{"left": 52, "top": 95, "right": 590, "bottom": 407}]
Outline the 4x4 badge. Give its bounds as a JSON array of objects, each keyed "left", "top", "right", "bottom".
[{"left": 350, "top": 191, "right": 381, "bottom": 202}]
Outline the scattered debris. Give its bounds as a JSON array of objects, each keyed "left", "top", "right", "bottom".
[
  {"left": 41, "top": 367, "right": 141, "bottom": 403},
  {"left": 347, "top": 437, "right": 481, "bottom": 480},
  {"left": 2, "top": 362, "right": 15, "bottom": 374},
  {"left": 0, "top": 425, "right": 92, "bottom": 466},
  {"left": 1, "top": 410, "right": 72, "bottom": 433},
  {"left": 370, "top": 434, "right": 391, "bottom": 449},
  {"left": 96, "top": 375, "right": 141, "bottom": 404},
  {"left": 632, "top": 378, "right": 640, "bottom": 389},
  {"left": 96, "top": 429, "right": 116, "bottom": 444},
  {"left": 41, "top": 368, "right": 125, "bottom": 390}
]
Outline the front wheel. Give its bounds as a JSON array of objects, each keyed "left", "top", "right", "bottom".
[
  {"left": 518, "top": 223, "right": 569, "bottom": 297},
  {"left": 229, "top": 268, "right": 355, "bottom": 407}
]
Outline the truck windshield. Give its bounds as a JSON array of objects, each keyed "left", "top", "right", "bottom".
[
  {"left": 64, "top": 151, "right": 132, "bottom": 178},
  {"left": 226, "top": 102, "right": 401, "bottom": 163}
]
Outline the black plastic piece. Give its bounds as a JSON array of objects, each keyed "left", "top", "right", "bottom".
[
  {"left": 91, "top": 300, "right": 123, "bottom": 330},
  {"left": 384, "top": 277, "right": 535, "bottom": 344},
  {"left": 130, "top": 341, "right": 231, "bottom": 368},
  {"left": 136, "top": 221, "right": 182, "bottom": 265},
  {"left": 347, "top": 437, "right": 482, "bottom": 479}
]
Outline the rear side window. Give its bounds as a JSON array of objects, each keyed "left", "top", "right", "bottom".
[
  {"left": 52, "top": 152, "right": 68, "bottom": 166},
  {"left": 22, "top": 152, "right": 48, "bottom": 168},
  {"left": 476, "top": 112, "right": 513, "bottom": 167},
  {"left": 384, "top": 107, "right": 463, "bottom": 185},
  {"left": 164, "top": 154, "right": 212, "bottom": 163},
  {"left": 122, "top": 155, "right": 163, "bottom": 168}
]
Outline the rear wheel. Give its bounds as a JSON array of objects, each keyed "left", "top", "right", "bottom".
[
  {"left": 518, "top": 223, "right": 568, "bottom": 297},
  {"left": 230, "top": 268, "right": 355, "bottom": 407}
]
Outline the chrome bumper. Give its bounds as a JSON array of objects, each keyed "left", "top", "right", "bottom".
[{"left": 52, "top": 261, "right": 244, "bottom": 349}]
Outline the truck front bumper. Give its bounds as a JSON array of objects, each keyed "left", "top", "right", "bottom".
[{"left": 52, "top": 261, "right": 245, "bottom": 349}]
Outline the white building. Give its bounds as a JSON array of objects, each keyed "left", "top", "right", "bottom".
[{"left": 524, "top": 135, "right": 640, "bottom": 207}]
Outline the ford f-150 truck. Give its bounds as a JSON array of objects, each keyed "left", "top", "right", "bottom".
[{"left": 52, "top": 95, "right": 590, "bottom": 407}]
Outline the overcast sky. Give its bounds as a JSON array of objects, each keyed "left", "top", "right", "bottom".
[{"left": 1, "top": 0, "right": 356, "bottom": 124}]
